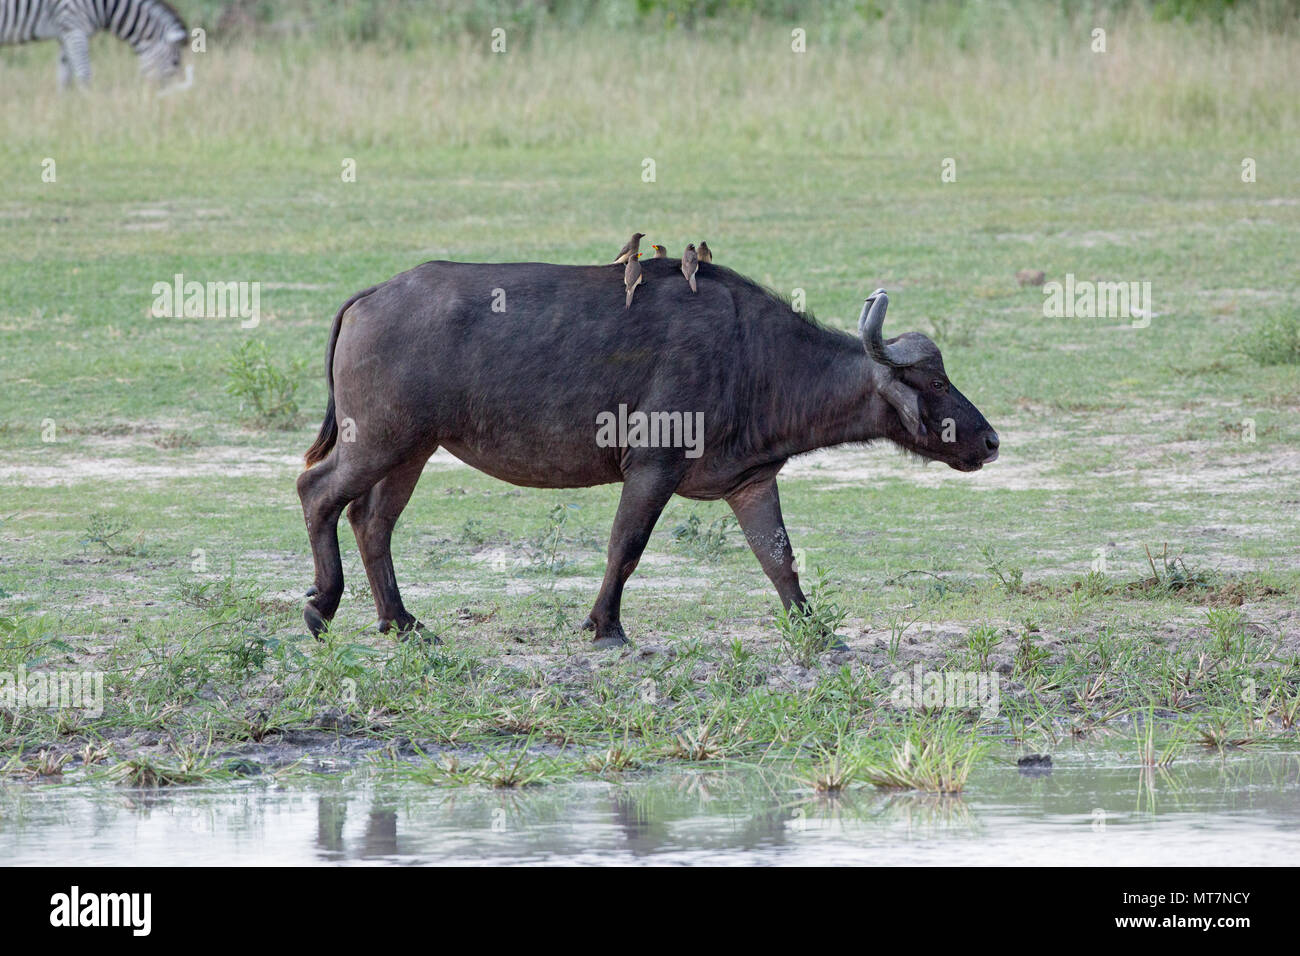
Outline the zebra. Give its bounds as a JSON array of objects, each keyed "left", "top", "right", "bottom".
[{"left": 0, "top": 0, "right": 187, "bottom": 88}]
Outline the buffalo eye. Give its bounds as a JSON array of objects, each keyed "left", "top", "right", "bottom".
[{"left": 931, "top": 380, "right": 946, "bottom": 391}]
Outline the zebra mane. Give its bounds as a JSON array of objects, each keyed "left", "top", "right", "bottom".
[{"left": 151, "top": 0, "right": 186, "bottom": 31}]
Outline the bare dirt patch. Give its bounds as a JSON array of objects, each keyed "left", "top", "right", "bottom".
[{"left": 0, "top": 447, "right": 302, "bottom": 487}]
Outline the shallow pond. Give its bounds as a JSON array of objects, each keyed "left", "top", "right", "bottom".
[{"left": 3, "top": 750, "right": 1298, "bottom": 865}]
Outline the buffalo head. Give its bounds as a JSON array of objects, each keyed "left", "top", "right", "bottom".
[{"left": 858, "top": 290, "right": 999, "bottom": 472}]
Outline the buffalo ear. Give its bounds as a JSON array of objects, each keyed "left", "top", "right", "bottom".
[{"left": 880, "top": 379, "right": 926, "bottom": 438}]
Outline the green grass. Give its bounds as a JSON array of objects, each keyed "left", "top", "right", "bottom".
[
  {"left": 857, "top": 716, "right": 990, "bottom": 793},
  {"left": 775, "top": 568, "right": 849, "bottom": 667},
  {"left": 0, "top": 11, "right": 1298, "bottom": 789},
  {"left": 1240, "top": 311, "right": 1300, "bottom": 366},
  {"left": 224, "top": 340, "right": 306, "bottom": 429}
]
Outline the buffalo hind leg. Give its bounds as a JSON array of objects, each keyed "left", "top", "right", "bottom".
[
  {"left": 347, "top": 453, "right": 439, "bottom": 643},
  {"left": 727, "top": 478, "right": 843, "bottom": 649},
  {"left": 297, "top": 452, "right": 390, "bottom": 638},
  {"left": 584, "top": 466, "right": 683, "bottom": 648}
]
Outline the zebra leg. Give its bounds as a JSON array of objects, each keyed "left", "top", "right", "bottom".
[{"left": 58, "top": 32, "right": 91, "bottom": 88}]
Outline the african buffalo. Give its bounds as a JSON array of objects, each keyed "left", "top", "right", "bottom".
[{"left": 297, "top": 258, "right": 999, "bottom": 646}]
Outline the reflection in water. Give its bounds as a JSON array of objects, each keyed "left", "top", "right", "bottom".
[
  {"left": 1, "top": 751, "right": 1298, "bottom": 865},
  {"left": 315, "top": 795, "right": 401, "bottom": 861}
]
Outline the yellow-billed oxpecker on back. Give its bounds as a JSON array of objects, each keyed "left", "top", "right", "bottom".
[
  {"left": 612, "top": 232, "right": 645, "bottom": 265},
  {"left": 681, "top": 243, "right": 699, "bottom": 292},
  {"left": 623, "top": 254, "right": 643, "bottom": 309}
]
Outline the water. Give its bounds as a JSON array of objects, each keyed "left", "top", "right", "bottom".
[{"left": 3, "top": 751, "right": 1298, "bottom": 865}]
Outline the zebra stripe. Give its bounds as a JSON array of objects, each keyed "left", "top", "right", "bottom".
[
  {"left": 0, "top": 2, "right": 53, "bottom": 45},
  {"left": 0, "top": 0, "right": 187, "bottom": 87}
]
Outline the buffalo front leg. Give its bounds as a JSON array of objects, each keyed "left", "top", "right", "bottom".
[
  {"left": 726, "top": 478, "right": 808, "bottom": 612},
  {"left": 347, "top": 452, "right": 439, "bottom": 642},
  {"left": 584, "top": 467, "right": 682, "bottom": 648}
]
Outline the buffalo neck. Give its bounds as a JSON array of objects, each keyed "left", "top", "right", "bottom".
[{"left": 747, "top": 323, "right": 883, "bottom": 461}]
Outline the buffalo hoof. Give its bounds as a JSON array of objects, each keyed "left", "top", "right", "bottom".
[
  {"left": 583, "top": 617, "right": 629, "bottom": 648},
  {"left": 303, "top": 603, "right": 329, "bottom": 640},
  {"left": 379, "top": 618, "right": 443, "bottom": 646},
  {"left": 808, "top": 618, "right": 848, "bottom": 652}
]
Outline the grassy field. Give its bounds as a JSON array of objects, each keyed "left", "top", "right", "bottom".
[{"left": 1, "top": 6, "right": 1298, "bottom": 791}]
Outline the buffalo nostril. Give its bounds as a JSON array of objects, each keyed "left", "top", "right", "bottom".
[{"left": 985, "top": 433, "right": 1000, "bottom": 451}]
